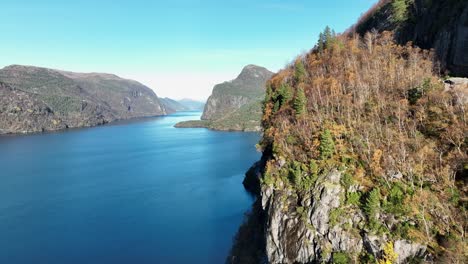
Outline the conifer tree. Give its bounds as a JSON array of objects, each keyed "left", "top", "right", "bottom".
[
  {"left": 318, "top": 32, "right": 325, "bottom": 52},
  {"left": 317, "top": 26, "right": 337, "bottom": 51},
  {"left": 294, "top": 60, "right": 306, "bottom": 83},
  {"left": 365, "top": 188, "right": 381, "bottom": 221},
  {"left": 324, "top": 26, "right": 333, "bottom": 49},
  {"left": 278, "top": 84, "right": 292, "bottom": 107},
  {"left": 294, "top": 87, "right": 307, "bottom": 116},
  {"left": 265, "top": 84, "right": 273, "bottom": 100},
  {"left": 319, "top": 129, "right": 335, "bottom": 159},
  {"left": 273, "top": 100, "right": 280, "bottom": 113}
]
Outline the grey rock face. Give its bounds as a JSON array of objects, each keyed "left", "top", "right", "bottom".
[
  {"left": 202, "top": 95, "right": 250, "bottom": 120},
  {"left": 363, "top": 234, "right": 387, "bottom": 258},
  {"left": 257, "top": 168, "right": 426, "bottom": 264},
  {"left": 394, "top": 240, "right": 426, "bottom": 264},
  {"left": 261, "top": 170, "right": 364, "bottom": 264},
  {"left": 310, "top": 170, "right": 342, "bottom": 235},
  {"left": 445, "top": 77, "right": 468, "bottom": 86},
  {"left": 452, "top": 5, "right": 468, "bottom": 74},
  {"left": 444, "top": 77, "right": 468, "bottom": 104},
  {"left": 412, "top": 2, "right": 468, "bottom": 76}
]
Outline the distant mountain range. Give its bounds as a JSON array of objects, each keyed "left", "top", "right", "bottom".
[
  {"left": 0, "top": 65, "right": 167, "bottom": 134},
  {"left": 175, "top": 65, "right": 273, "bottom": 132},
  {"left": 178, "top": 99, "right": 205, "bottom": 111},
  {"left": 160, "top": 98, "right": 205, "bottom": 113}
]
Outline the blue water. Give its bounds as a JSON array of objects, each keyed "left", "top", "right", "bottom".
[{"left": 0, "top": 112, "right": 260, "bottom": 264}]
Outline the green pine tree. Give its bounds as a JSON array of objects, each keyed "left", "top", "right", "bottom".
[
  {"left": 319, "top": 129, "right": 335, "bottom": 159},
  {"left": 294, "top": 87, "right": 307, "bottom": 116},
  {"left": 265, "top": 84, "right": 273, "bottom": 100},
  {"left": 318, "top": 32, "right": 325, "bottom": 52},
  {"left": 317, "top": 26, "right": 337, "bottom": 51},
  {"left": 278, "top": 84, "right": 292, "bottom": 107},
  {"left": 273, "top": 100, "right": 280, "bottom": 113},
  {"left": 323, "top": 26, "right": 333, "bottom": 49},
  {"left": 365, "top": 188, "right": 381, "bottom": 221},
  {"left": 294, "top": 60, "right": 306, "bottom": 83}
]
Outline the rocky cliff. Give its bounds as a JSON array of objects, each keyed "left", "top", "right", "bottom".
[
  {"left": 0, "top": 65, "right": 166, "bottom": 134},
  {"left": 352, "top": 0, "right": 468, "bottom": 77},
  {"left": 175, "top": 65, "right": 273, "bottom": 131},
  {"left": 229, "top": 31, "right": 466, "bottom": 264},
  {"left": 202, "top": 65, "right": 273, "bottom": 120}
]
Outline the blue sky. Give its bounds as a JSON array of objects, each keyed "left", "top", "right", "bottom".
[{"left": 1, "top": 0, "right": 376, "bottom": 100}]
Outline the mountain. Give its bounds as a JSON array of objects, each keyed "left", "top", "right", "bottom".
[
  {"left": 0, "top": 65, "right": 166, "bottom": 134},
  {"left": 175, "top": 65, "right": 273, "bottom": 131},
  {"left": 229, "top": 4, "right": 467, "bottom": 264},
  {"left": 178, "top": 99, "right": 205, "bottom": 111},
  {"left": 350, "top": 0, "right": 468, "bottom": 77},
  {"left": 160, "top": 97, "right": 189, "bottom": 113}
]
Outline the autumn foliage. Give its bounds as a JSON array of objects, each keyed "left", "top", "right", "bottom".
[{"left": 260, "top": 31, "right": 467, "bottom": 261}]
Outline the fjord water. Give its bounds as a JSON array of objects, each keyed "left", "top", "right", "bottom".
[{"left": 0, "top": 112, "right": 260, "bottom": 264}]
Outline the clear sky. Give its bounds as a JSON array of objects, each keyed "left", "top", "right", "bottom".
[{"left": 1, "top": 0, "right": 376, "bottom": 101}]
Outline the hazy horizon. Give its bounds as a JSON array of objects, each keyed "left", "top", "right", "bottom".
[{"left": 1, "top": 0, "right": 377, "bottom": 101}]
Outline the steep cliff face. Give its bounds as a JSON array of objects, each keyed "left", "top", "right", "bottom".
[
  {"left": 231, "top": 32, "right": 466, "bottom": 263},
  {"left": 256, "top": 167, "right": 427, "bottom": 264},
  {"left": 0, "top": 65, "right": 166, "bottom": 134},
  {"left": 353, "top": 0, "right": 468, "bottom": 76},
  {"left": 175, "top": 65, "right": 273, "bottom": 131},
  {"left": 202, "top": 64, "right": 273, "bottom": 120},
  {"left": 202, "top": 94, "right": 251, "bottom": 120}
]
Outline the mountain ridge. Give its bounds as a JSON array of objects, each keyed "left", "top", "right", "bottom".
[{"left": 0, "top": 65, "right": 166, "bottom": 134}]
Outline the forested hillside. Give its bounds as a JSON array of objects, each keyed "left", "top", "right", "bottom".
[{"left": 230, "top": 29, "right": 467, "bottom": 263}]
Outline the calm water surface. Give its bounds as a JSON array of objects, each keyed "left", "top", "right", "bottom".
[{"left": 0, "top": 112, "right": 260, "bottom": 264}]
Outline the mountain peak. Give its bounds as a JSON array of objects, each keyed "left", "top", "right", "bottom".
[{"left": 235, "top": 65, "right": 273, "bottom": 85}]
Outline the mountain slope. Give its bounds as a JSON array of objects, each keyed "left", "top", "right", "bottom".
[
  {"left": 0, "top": 65, "right": 166, "bottom": 134},
  {"left": 0, "top": 82, "right": 66, "bottom": 134},
  {"left": 160, "top": 97, "right": 189, "bottom": 113},
  {"left": 175, "top": 65, "right": 273, "bottom": 131},
  {"left": 350, "top": 0, "right": 468, "bottom": 77},
  {"left": 230, "top": 31, "right": 467, "bottom": 264}
]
